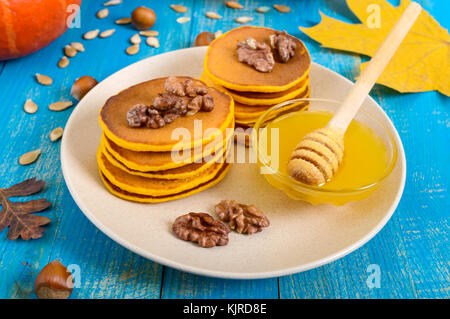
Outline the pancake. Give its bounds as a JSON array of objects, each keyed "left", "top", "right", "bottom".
[
  {"left": 235, "top": 85, "right": 311, "bottom": 121},
  {"left": 229, "top": 77, "right": 308, "bottom": 100},
  {"left": 99, "top": 163, "right": 231, "bottom": 203},
  {"left": 236, "top": 101, "right": 311, "bottom": 126},
  {"left": 99, "top": 76, "right": 234, "bottom": 152},
  {"left": 97, "top": 148, "right": 227, "bottom": 196},
  {"left": 200, "top": 72, "right": 310, "bottom": 106},
  {"left": 235, "top": 113, "right": 264, "bottom": 123},
  {"left": 102, "top": 118, "right": 233, "bottom": 171},
  {"left": 101, "top": 139, "right": 229, "bottom": 180},
  {"left": 204, "top": 26, "right": 311, "bottom": 92}
]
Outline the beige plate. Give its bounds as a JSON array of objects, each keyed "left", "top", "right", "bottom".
[{"left": 61, "top": 47, "right": 406, "bottom": 279}]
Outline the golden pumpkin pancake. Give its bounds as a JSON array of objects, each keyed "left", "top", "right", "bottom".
[
  {"left": 99, "top": 76, "right": 234, "bottom": 152},
  {"left": 99, "top": 163, "right": 231, "bottom": 203},
  {"left": 102, "top": 120, "right": 233, "bottom": 171},
  {"left": 236, "top": 100, "right": 311, "bottom": 126},
  {"left": 101, "top": 139, "right": 229, "bottom": 180},
  {"left": 97, "top": 148, "right": 227, "bottom": 196},
  {"left": 235, "top": 85, "right": 311, "bottom": 120},
  {"left": 235, "top": 113, "right": 264, "bottom": 123},
  {"left": 200, "top": 72, "right": 309, "bottom": 106},
  {"left": 204, "top": 26, "right": 311, "bottom": 92}
]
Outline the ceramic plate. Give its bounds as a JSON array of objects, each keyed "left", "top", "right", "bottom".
[{"left": 61, "top": 47, "right": 406, "bottom": 279}]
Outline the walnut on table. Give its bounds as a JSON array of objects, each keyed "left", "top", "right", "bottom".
[
  {"left": 172, "top": 212, "right": 231, "bottom": 248},
  {"left": 215, "top": 200, "right": 270, "bottom": 235}
]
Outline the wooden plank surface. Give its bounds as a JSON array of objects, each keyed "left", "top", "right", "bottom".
[{"left": 0, "top": 0, "right": 448, "bottom": 299}]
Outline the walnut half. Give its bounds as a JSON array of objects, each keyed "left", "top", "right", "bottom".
[
  {"left": 236, "top": 37, "right": 275, "bottom": 73},
  {"left": 270, "top": 31, "right": 296, "bottom": 63},
  {"left": 126, "top": 77, "right": 214, "bottom": 128},
  {"left": 172, "top": 212, "right": 231, "bottom": 248},
  {"left": 215, "top": 200, "right": 270, "bottom": 235}
]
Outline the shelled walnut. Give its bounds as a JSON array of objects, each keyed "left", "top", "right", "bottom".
[
  {"left": 236, "top": 37, "right": 275, "bottom": 72},
  {"left": 270, "top": 31, "right": 296, "bottom": 63},
  {"left": 127, "top": 77, "right": 214, "bottom": 128},
  {"left": 172, "top": 213, "right": 231, "bottom": 248},
  {"left": 215, "top": 200, "right": 270, "bottom": 235}
]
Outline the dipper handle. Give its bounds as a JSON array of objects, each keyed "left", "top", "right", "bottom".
[{"left": 327, "top": 2, "right": 422, "bottom": 131}]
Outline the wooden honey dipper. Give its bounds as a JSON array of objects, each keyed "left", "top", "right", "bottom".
[{"left": 288, "top": 2, "right": 422, "bottom": 186}]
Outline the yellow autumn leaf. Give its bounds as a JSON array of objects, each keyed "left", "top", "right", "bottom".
[{"left": 300, "top": 0, "right": 450, "bottom": 96}]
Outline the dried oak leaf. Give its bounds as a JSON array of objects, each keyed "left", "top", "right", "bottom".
[
  {"left": 300, "top": 0, "right": 450, "bottom": 96},
  {"left": 0, "top": 178, "right": 51, "bottom": 240}
]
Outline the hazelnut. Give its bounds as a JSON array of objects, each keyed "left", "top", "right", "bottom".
[
  {"left": 70, "top": 75, "right": 98, "bottom": 100},
  {"left": 34, "top": 260, "right": 74, "bottom": 299},
  {"left": 194, "top": 31, "right": 216, "bottom": 46},
  {"left": 131, "top": 6, "right": 156, "bottom": 30}
]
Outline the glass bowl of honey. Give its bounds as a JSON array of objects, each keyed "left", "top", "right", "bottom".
[{"left": 251, "top": 98, "right": 398, "bottom": 205}]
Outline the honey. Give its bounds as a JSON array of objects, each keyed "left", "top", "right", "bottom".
[{"left": 262, "top": 111, "right": 389, "bottom": 191}]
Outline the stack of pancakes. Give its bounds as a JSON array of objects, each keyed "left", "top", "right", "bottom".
[
  {"left": 202, "top": 26, "right": 311, "bottom": 127},
  {"left": 97, "top": 77, "right": 235, "bottom": 203}
]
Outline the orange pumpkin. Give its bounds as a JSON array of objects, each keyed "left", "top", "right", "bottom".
[{"left": 0, "top": 0, "right": 82, "bottom": 60}]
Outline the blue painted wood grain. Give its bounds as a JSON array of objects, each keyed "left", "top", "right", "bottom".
[{"left": 0, "top": 0, "right": 448, "bottom": 299}]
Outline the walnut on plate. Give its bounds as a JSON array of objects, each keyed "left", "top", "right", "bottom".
[
  {"left": 172, "top": 212, "right": 231, "bottom": 248},
  {"left": 215, "top": 200, "right": 270, "bottom": 235}
]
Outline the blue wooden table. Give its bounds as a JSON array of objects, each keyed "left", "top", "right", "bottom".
[{"left": 0, "top": 0, "right": 448, "bottom": 299}]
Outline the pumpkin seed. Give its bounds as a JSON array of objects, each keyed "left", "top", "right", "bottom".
[
  {"left": 176, "top": 17, "right": 191, "bottom": 24},
  {"left": 273, "top": 4, "right": 291, "bottom": 13},
  {"left": 64, "top": 45, "right": 77, "bottom": 57},
  {"left": 104, "top": 0, "right": 121, "bottom": 6},
  {"left": 49, "top": 127, "right": 64, "bottom": 142},
  {"left": 35, "top": 74, "right": 53, "bottom": 86},
  {"left": 97, "top": 8, "right": 109, "bottom": 19},
  {"left": 115, "top": 17, "right": 132, "bottom": 24},
  {"left": 100, "top": 29, "right": 116, "bottom": 38},
  {"left": 170, "top": 4, "right": 187, "bottom": 13},
  {"left": 205, "top": 12, "right": 222, "bottom": 19},
  {"left": 24, "top": 99, "right": 38, "bottom": 114},
  {"left": 19, "top": 149, "right": 41, "bottom": 166},
  {"left": 140, "top": 30, "right": 159, "bottom": 37},
  {"left": 70, "top": 42, "right": 85, "bottom": 52},
  {"left": 146, "top": 37, "right": 160, "bottom": 48},
  {"left": 214, "top": 30, "right": 223, "bottom": 38},
  {"left": 49, "top": 101, "right": 73, "bottom": 111},
  {"left": 126, "top": 44, "right": 140, "bottom": 55},
  {"left": 83, "top": 29, "right": 99, "bottom": 40},
  {"left": 58, "top": 56, "right": 69, "bottom": 68},
  {"left": 256, "top": 6, "right": 270, "bottom": 13},
  {"left": 130, "top": 33, "right": 141, "bottom": 44},
  {"left": 235, "top": 16, "right": 253, "bottom": 24},
  {"left": 226, "top": 1, "right": 243, "bottom": 9}
]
